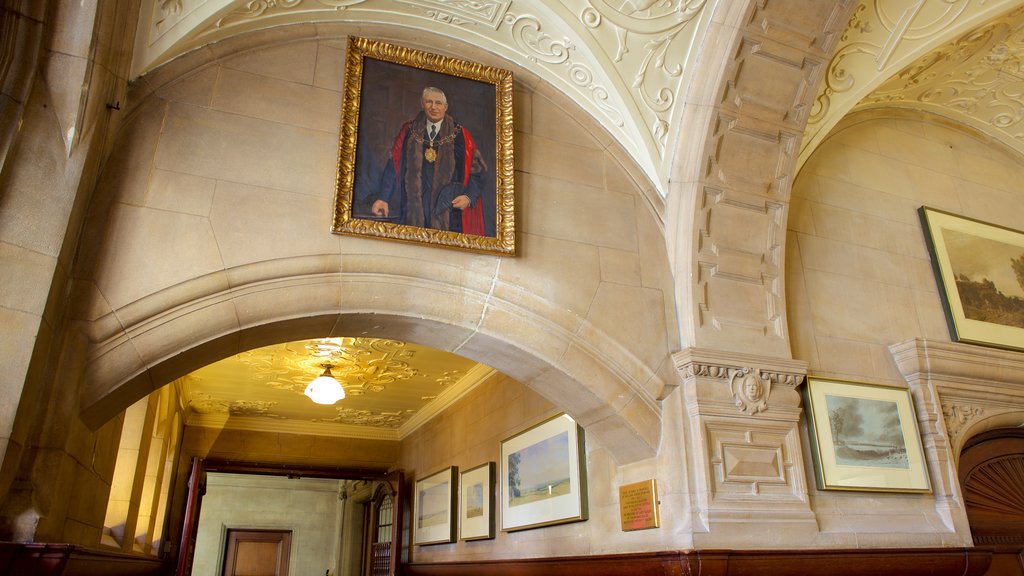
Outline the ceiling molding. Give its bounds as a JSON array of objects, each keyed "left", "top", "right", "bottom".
[
  {"left": 132, "top": 0, "right": 718, "bottom": 197},
  {"left": 399, "top": 364, "right": 496, "bottom": 438},
  {"left": 800, "top": 0, "right": 1022, "bottom": 168},
  {"left": 856, "top": 5, "right": 1024, "bottom": 158},
  {"left": 186, "top": 411, "right": 402, "bottom": 440}
]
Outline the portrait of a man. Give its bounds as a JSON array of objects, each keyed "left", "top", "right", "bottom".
[
  {"left": 368, "top": 86, "right": 488, "bottom": 235},
  {"left": 335, "top": 39, "right": 514, "bottom": 254}
]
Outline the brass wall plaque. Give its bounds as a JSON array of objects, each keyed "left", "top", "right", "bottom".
[{"left": 619, "top": 479, "right": 660, "bottom": 531}]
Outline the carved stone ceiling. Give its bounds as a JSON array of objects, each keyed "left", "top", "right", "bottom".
[
  {"left": 804, "top": 0, "right": 1024, "bottom": 168},
  {"left": 134, "top": 1, "right": 1024, "bottom": 199},
  {"left": 133, "top": 0, "right": 714, "bottom": 196},
  {"left": 180, "top": 337, "right": 491, "bottom": 439}
]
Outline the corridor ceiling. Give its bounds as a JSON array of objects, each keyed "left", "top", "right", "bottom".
[{"left": 180, "top": 337, "right": 492, "bottom": 440}]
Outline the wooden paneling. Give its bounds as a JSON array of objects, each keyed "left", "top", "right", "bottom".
[
  {"left": 404, "top": 548, "right": 992, "bottom": 576},
  {"left": 0, "top": 543, "right": 168, "bottom": 576}
]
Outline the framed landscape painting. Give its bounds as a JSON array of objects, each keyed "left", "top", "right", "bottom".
[
  {"left": 459, "top": 462, "right": 495, "bottom": 541},
  {"left": 413, "top": 466, "right": 458, "bottom": 545},
  {"left": 803, "top": 377, "right": 931, "bottom": 493},
  {"left": 332, "top": 36, "right": 515, "bottom": 255},
  {"left": 500, "top": 413, "right": 588, "bottom": 532},
  {"left": 920, "top": 206, "right": 1024, "bottom": 351}
]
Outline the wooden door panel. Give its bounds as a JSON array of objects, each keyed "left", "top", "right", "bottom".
[{"left": 224, "top": 529, "right": 291, "bottom": 576}]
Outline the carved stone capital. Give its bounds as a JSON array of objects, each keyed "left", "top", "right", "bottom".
[{"left": 672, "top": 347, "right": 807, "bottom": 416}]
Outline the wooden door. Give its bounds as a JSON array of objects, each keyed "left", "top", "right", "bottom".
[
  {"left": 175, "top": 457, "right": 206, "bottom": 576},
  {"left": 959, "top": 429, "right": 1024, "bottom": 575},
  {"left": 223, "top": 529, "right": 292, "bottom": 576},
  {"left": 364, "top": 471, "right": 404, "bottom": 576}
]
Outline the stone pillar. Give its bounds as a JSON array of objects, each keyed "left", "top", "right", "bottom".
[
  {"left": 889, "top": 338, "right": 1024, "bottom": 545},
  {"left": 674, "top": 347, "right": 815, "bottom": 547}
]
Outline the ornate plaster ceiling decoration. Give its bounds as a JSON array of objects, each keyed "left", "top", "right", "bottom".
[
  {"left": 801, "top": 0, "right": 1021, "bottom": 168},
  {"left": 858, "top": 5, "right": 1024, "bottom": 155},
  {"left": 180, "top": 337, "right": 492, "bottom": 439},
  {"left": 133, "top": 0, "right": 714, "bottom": 196}
]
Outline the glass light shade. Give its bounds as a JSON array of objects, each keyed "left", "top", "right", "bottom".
[{"left": 304, "top": 368, "right": 345, "bottom": 405}]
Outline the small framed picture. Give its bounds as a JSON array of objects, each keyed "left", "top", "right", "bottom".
[
  {"left": 500, "top": 413, "right": 588, "bottom": 531},
  {"left": 920, "top": 206, "right": 1024, "bottom": 352},
  {"left": 459, "top": 462, "right": 495, "bottom": 541},
  {"left": 804, "top": 377, "right": 931, "bottom": 493},
  {"left": 413, "top": 466, "right": 458, "bottom": 545}
]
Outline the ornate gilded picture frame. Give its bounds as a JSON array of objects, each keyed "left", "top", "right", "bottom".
[
  {"left": 333, "top": 37, "right": 515, "bottom": 255},
  {"left": 920, "top": 206, "right": 1024, "bottom": 352},
  {"left": 803, "top": 377, "right": 931, "bottom": 493}
]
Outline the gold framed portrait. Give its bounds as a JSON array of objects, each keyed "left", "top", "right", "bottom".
[{"left": 333, "top": 37, "right": 515, "bottom": 255}]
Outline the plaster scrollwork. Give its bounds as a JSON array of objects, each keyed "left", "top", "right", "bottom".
[
  {"left": 215, "top": 0, "right": 366, "bottom": 29},
  {"left": 579, "top": 0, "right": 706, "bottom": 151},
  {"left": 400, "top": 0, "right": 512, "bottom": 29},
  {"left": 504, "top": 12, "right": 624, "bottom": 127},
  {"left": 860, "top": 8, "right": 1024, "bottom": 144},
  {"left": 810, "top": 1, "right": 970, "bottom": 126},
  {"left": 188, "top": 393, "right": 283, "bottom": 417},
  {"left": 243, "top": 337, "right": 419, "bottom": 397},
  {"left": 941, "top": 401, "right": 984, "bottom": 441},
  {"left": 314, "top": 407, "right": 413, "bottom": 427},
  {"left": 155, "top": 0, "right": 186, "bottom": 31}
]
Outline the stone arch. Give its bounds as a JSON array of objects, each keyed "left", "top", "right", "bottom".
[
  {"left": 77, "top": 270, "right": 661, "bottom": 464},
  {"left": 70, "top": 27, "right": 674, "bottom": 465},
  {"left": 665, "top": 1, "right": 859, "bottom": 358}
]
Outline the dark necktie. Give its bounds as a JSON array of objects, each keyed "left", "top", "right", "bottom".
[{"left": 429, "top": 125, "right": 436, "bottom": 140}]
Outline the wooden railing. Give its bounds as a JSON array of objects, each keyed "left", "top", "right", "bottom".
[{"left": 0, "top": 543, "right": 168, "bottom": 576}]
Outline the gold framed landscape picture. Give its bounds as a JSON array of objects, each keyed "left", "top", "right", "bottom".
[
  {"left": 459, "top": 462, "right": 495, "bottom": 541},
  {"left": 500, "top": 413, "right": 588, "bottom": 532},
  {"left": 920, "top": 206, "right": 1024, "bottom": 351},
  {"left": 333, "top": 36, "right": 515, "bottom": 255},
  {"left": 804, "top": 377, "right": 931, "bottom": 493},
  {"left": 413, "top": 466, "right": 458, "bottom": 545}
]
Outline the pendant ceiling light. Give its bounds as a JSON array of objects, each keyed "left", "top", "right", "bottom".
[{"left": 304, "top": 363, "right": 345, "bottom": 405}]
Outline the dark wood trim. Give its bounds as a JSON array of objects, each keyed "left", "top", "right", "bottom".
[
  {"left": 202, "top": 459, "right": 389, "bottom": 481},
  {"left": 0, "top": 543, "right": 169, "bottom": 576},
  {"left": 403, "top": 548, "right": 993, "bottom": 576}
]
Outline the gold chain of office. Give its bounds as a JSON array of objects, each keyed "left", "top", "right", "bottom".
[{"left": 409, "top": 126, "right": 461, "bottom": 163}]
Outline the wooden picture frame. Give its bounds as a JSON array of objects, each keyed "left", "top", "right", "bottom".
[
  {"left": 803, "top": 377, "right": 931, "bottom": 493},
  {"left": 413, "top": 466, "right": 458, "bottom": 545},
  {"left": 333, "top": 36, "right": 515, "bottom": 255},
  {"left": 920, "top": 206, "right": 1024, "bottom": 351},
  {"left": 500, "top": 413, "right": 588, "bottom": 532},
  {"left": 459, "top": 462, "right": 495, "bottom": 541}
]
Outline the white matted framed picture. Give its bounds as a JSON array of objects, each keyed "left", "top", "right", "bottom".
[
  {"left": 459, "top": 462, "right": 495, "bottom": 541},
  {"left": 803, "top": 377, "right": 931, "bottom": 493},
  {"left": 413, "top": 466, "right": 458, "bottom": 545},
  {"left": 920, "top": 206, "right": 1024, "bottom": 352},
  {"left": 500, "top": 413, "right": 588, "bottom": 532}
]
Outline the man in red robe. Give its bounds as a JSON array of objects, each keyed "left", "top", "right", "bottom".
[{"left": 372, "top": 87, "right": 487, "bottom": 235}]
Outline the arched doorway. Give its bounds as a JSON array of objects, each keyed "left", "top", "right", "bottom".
[{"left": 959, "top": 429, "right": 1024, "bottom": 575}]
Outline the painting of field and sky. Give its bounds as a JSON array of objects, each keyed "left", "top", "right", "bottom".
[
  {"left": 418, "top": 479, "right": 450, "bottom": 529},
  {"left": 825, "top": 394, "right": 909, "bottom": 469},
  {"left": 507, "top": 430, "right": 570, "bottom": 508},
  {"left": 942, "top": 228, "right": 1024, "bottom": 329},
  {"left": 921, "top": 207, "right": 1024, "bottom": 352}
]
